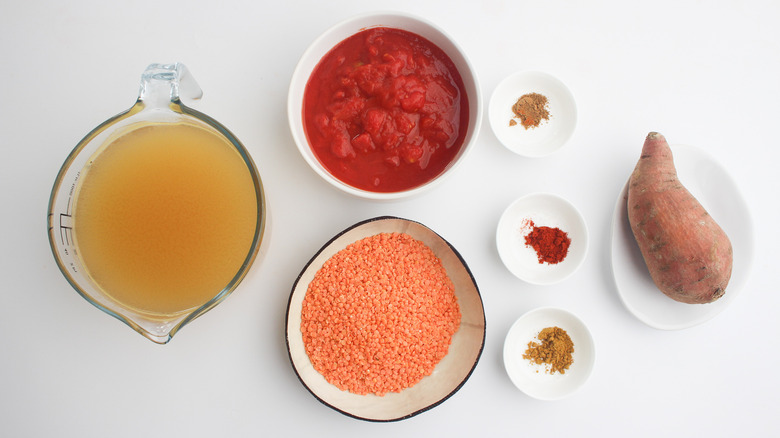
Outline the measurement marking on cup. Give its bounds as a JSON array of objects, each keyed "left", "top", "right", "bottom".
[{"left": 60, "top": 197, "right": 74, "bottom": 246}]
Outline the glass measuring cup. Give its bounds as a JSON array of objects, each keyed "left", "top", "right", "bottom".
[{"left": 47, "top": 63, "right": 266, "bottom": 344}]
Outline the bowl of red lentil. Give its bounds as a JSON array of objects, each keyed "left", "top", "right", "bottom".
[
  {"left": 496, "top": 192, "right": 589, "bottom": 285},
  {"left": 286, "top": 216, "right": 486, "bottom": 421},
  {"left": 287, "top": 12, "right": 482, "bottom": 200},
  {"left": 503, "top": 307, "right": 595, "bottom": 400}
]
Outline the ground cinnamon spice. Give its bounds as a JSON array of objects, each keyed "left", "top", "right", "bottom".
[
  {"left": 510, "top": 92, "right": 550, "bottom": 129},
  {"left": 523, "top": 326, "right": 574, "bottom": 374}
]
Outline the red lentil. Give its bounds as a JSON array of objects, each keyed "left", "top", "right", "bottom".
[{"left": 301, "top": 232, "right": 461, "bottom": 396}]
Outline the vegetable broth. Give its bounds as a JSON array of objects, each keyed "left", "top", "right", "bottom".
[{"left": 73, "top": 122, "right": 258, "bottom": 316}]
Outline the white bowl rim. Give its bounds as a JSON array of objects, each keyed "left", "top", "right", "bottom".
[{"left": 287, "top": 11, "right": 483, "bottom": 201}]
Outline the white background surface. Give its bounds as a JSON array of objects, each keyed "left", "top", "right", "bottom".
[{"left": 1, "top": 1, "right": 777, "bottom": 436}]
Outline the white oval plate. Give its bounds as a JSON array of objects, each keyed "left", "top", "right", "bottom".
[
  {"left": 503, "top": 307, "right": 595, "bottom": 400},
  {"left": 488, "top": 71, "right": 577, "bottom": 157},
  {"left": 496, "top": 193, "right": 588, "bottom": 285},
  {"left": 610, "top": 144, "right": 754, "bottom": 330}
]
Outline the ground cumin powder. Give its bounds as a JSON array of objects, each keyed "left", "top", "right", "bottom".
[
  {"left": 522, "top": 326, "right": 574, "bottom": 374},
  {"left": 510, "top": 92, "right": 550, "bottom": 129}
]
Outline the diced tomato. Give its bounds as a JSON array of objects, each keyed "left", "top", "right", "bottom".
[
  {"left": 394, "top": 112, "right": 416, "bottom": 135},
  {"left": 351, "top": 132, "right": 375, "bottom": 153},
  {"left": 303, "top": 27, "right": 468, "bottom": 192},
  {"left": 330, "top": 130, "right": 355, "bottom": 159},
  {"left": 400, "top": 144, "right": 423, "bottom": 164},
  {"left": 362, "top": 108, "right": 387, "bottom": 138}
]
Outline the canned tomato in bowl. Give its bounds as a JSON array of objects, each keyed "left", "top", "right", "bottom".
[{"left": 288, "top": 12, "right": 482, "bottom": 200}]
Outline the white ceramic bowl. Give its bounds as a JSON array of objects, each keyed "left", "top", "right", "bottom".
[
  {"left": 496, "top": 193, "right": 588, "bottom": 285},
  {"left": 286, "top": 216, "right": 486, "bottom": 421},
  {"left": 503, "top": 307, "right": 595, "bottom": 400},
  {"left": 288, "top": 12, "right": 482, "bottom": 200},
  {"left": 489, "top": 71, "right": 577, "bottom": 157}
]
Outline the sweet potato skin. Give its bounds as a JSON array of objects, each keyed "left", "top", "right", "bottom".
[{"left": 627, "top": 132, "right": 733, "bottom": 304}]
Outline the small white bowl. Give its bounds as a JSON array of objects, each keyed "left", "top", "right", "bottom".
[
  {"left": 489, "top": 71, "right": 577, "bottom": 157},
  {"left": 503, "top": 307, "right": 595, "bottom": 400},
  {"left": 287, "top": 12, "right": 482, "bottom": 200},
  {"left": 496, "top": 193, "right": 588, "bottom": 285}
]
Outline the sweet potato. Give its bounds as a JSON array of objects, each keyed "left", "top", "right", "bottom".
[{"left": 627, "top": 132, "right": 733, "bottom": 304}]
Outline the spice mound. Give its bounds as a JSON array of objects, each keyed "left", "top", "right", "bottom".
[
  {"left": 522, "top": 326, "right": 574, "bottom": 374},
  {"left": 301, "top": 232, "right": 461, "bottom": 396},
  {"left": 523, "top": 219, "right": 571, "bottom": 265},
  {"left": 510, "top": 92, "right": 550, "bottom": 129}
]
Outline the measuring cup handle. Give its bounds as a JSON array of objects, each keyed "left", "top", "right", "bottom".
[{"left": 137, "top": 63, "right": 203, "bottom": 107}]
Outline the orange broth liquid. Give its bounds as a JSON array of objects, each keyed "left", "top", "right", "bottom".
[{"left": 73, "top": 122, "right": 259, "bottom": 316}]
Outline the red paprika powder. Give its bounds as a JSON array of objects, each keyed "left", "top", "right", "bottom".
[{"left": 523, "top": 220, "right": 571, "bottom": 264}]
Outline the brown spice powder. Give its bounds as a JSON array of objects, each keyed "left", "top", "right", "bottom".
[
  {"left": 522, "top": 326, "right": 574, "bottom": 374},
  {"left": 510, "top": 92, "right": 550, "bottom": 129}
]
